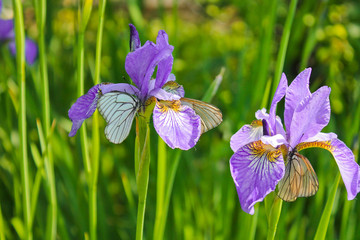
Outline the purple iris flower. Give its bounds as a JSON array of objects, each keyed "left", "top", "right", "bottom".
[
  {"left": 0, "top": 0, "right": 38, "bottom": 64},
  {"left": 68, "top": 24, "right": 222, "bottom": 150},
  {"left": 230, "top": 68, "right": 360, "bottom": 215}
]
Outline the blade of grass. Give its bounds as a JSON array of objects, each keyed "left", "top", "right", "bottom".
[
  {"left": 34, "top": 0, "right": 58, "bottom": 237},
  {"left": 12, "top": 0, "right": 32, "bottom": 239},
  {"left": 314, "top": 173, "right": 340, "bottom": 240},
  {"left": 271, "top": 0, "right": 299, "bottom": 98},
  {"left": 90, "top": 1, "right": 106, "bottom": 239}
]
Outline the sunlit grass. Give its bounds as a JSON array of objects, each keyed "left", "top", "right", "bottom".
[{"left": 0, "top": 0, "right": 359, "bottom": 239}]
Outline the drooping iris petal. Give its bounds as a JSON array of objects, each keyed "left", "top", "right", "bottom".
[
  {"left": 0, "top": 19, "right": 13, "bottom": 40},
  {"left": 68, "top": 84, "right": 102, "bottom": 137},
  {"left": 297, "top": 139, "right": 360, "bottom": 200},
  {"left": 289, "top": 86, "right": 331, "bottom": 147},
  {"left": 230, "top": 120, "right": 263, "bottom": 152},
  {"left": 269, "top": 73, "right": 287, "bottom": 134},
  {"left": 284, "top": 68, "right": 312, "bottom": 135},
  {"left": 125, "top": 31, "right": 174, "bottom": 100},
  {"left": 129, "top": 24, "right": 141, "bottom": 52},
  {"left": 303, "top": 132, "right": 337, "bottom": 143},
  {"left": 230, "top": 140, "right": 285, "bottom": 214},
  {"left": 153, "top": 100, "right": 201, "bottom": 150}
]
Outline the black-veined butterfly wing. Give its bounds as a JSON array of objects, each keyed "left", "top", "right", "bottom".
[
  {"left": 180, "top": 98, "right": 222, "bottom": 134},
  {"left": 97, "top": 92, "right": 140, "bottom": 144},
  {"left": 277, "top": 152, "right": 319, "bottom": 202}
]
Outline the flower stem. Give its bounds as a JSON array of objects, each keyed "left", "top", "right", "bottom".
[
  {"left": 13, "top": 0, "right": 32, "bottom": 239},
  {"left": 264, "top": 192, "right": 283, "bottom": 240},
  {"left": 89, "top": 1, "right": 106, "bottom": 240},
  {"left": 34, "top": 0, "right": 57, "bottom": 238},
  {"left": 135, "top": 115, "right": 151, "bottom": 240}
]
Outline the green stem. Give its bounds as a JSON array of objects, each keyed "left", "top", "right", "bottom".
[
  {"left": 135, "top": 115, "right": 151, "bottom": 240},
  {"left": 89, "top": 1, "right": 106, "bottom": 240},
  {"left": 153, "top": 137, "right": 167, "bottom": 239},
  {"left": 77, "top": 30, "right": 91, "bottom": 178},
  {"left": 271, "top": 0, "right": 299, "bottom": 97},
  {"left": 35, "top": 0, "right": 57, "bottom": 238},
  {"left": 264, "top": 192, "right": 283, "bottom": 240},
  {"left": 314, "top": 174, "right": 340, "bottom": 240},
  {"left": 13, "top": 0, "right": 32, "bottom": 239}
]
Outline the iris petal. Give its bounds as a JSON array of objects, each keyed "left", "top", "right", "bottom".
[
  {"left": 230, "top": 120, "right": 263, "bottom": 152},
  {"left": 153, "top": 100, "right": 201, "bottom": 150},
  {"left": 230, "top": 140, "right": 285, "bottom": 214},
  {"left": 284, "top": 68, "right": 312, "bottom": 136},
  {"left": 0, "top": 19, "right": 13, "bottom": 40},
  {"left": 68, "top": 84, "right": 102, "bottom": 137},
  {"left": 289, "top": 86, "right": 331, "bottom": 147},
  {"left": 129, "top": 24, "right": 141, "bottom": 51},
  {"left": 269, "top": 73, "right": 287, "bottom": 135},
  {"left": 125, "top": 30, "right": 174, "bottom": 100}
]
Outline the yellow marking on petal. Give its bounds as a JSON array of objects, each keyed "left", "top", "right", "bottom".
[
  {"left": 162, "top": 81, "right": 181, "bottom": 91},
  {"left": 249, "top": 140, "right": 282, "bottom": 162},
  {"left": 251, "top": 119, "right": 263, "bottom": 127},
  {"left": 297, "top": 141, "right": 335, "bottom": 152},
  {"left": 157, "top": 100, "right": 182, "bottom": 113}
]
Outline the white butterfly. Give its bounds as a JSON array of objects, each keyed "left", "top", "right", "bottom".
[{"left": 97, "top": 92, "right": 140, "bottom": 144}]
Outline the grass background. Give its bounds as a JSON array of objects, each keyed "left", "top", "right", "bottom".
[{"left": 0, "top": 0, "right": 360, "bottom": 239}]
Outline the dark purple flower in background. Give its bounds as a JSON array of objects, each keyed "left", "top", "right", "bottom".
[
  {"left": 68, "top": 24, "right": 222, "bottom": 150},
  {"left": 0, "top": 0, "right": 38, "bottom": 64},
  {"left": 230, "top": 68, "right": 360, "bottom": 215}
]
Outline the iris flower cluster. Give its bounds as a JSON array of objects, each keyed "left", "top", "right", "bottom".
[
  {"left": 68, "top": 24, "right": 222, "bottom": 150},
  {"left": 0, "top": 0, "right": 37, "bottom": 64},
  {"left": 230, "top": 68, "right": 360, "bottom": 214}
]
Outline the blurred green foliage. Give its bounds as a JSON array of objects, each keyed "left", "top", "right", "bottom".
[{"left": 1, "top": 0, "right": 360, "bottom": 239}]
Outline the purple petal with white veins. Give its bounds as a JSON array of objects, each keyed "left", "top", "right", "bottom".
[
  {"left": 284, "top": 68, "right": 312, "bottom": 135},
  {"left": 289, "top": 86, "right": 331, "bottom": 147},
  {"left": 129, "top": 24, "right": 141, "bottom": 51},
  {"left": 153, "top": 100, "right": 201, "bottom": 150},
  {"left": 230, "top": 140, "right": 285, "bottom": 214},
  {"left": 68, "top": 84, "right": 102, "bottom": 137},
  {"left": 0, "top": 19, "right": 13, "bottom": 40},
  {"left": 269, "top": 73, "right": 287, "bottom": 134},
  {"left": 230, "top": 120, "right": 263, "bottom": 152}
]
